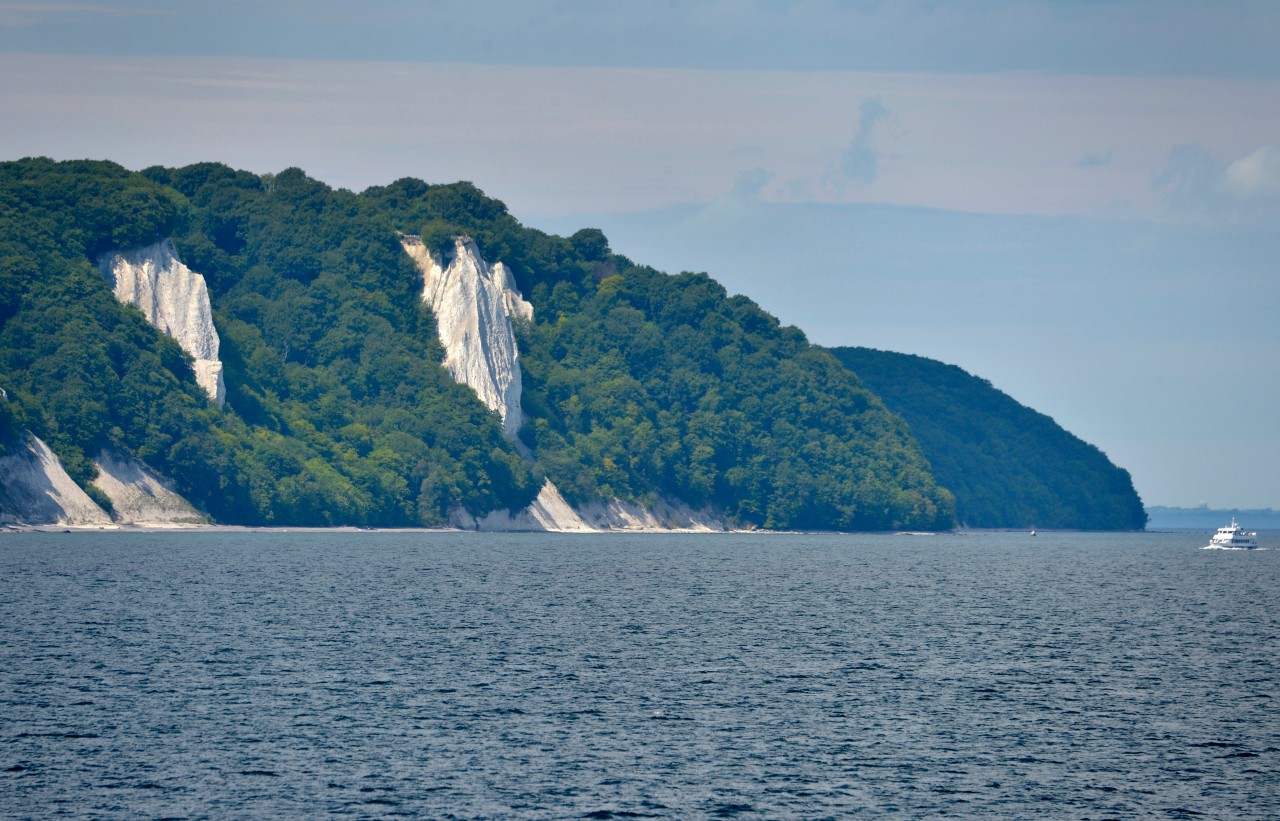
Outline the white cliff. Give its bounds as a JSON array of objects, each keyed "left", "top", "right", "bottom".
[
  {"left": 91, "top": 448, "right": 205, "bottom": 525},
  {"left": 0, "top": 433, "right": 112, "bottom": 527},
  {"left": 402, "top": 235, "right": 530, "bottom": 441},
  {"left": 403, "top": 235, "right": 594, "bottom": 531},
  {"left": 577, "top": 498, "right": 727, "bottom": 532},
  {"left": 455, "top": 481, "right": 594, "bottom": 532},
  {"left": 401, "top": 233, "right": 727, "bottom": 533},
  {"left": 447, "top": 483, "right": 727, "bottom": 533},
  {"left": 98, "top": 238, "right": 226, "bottom": 407}
]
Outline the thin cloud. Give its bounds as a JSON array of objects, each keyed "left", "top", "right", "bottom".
[
  {"left": 1222, "top": 144, "right": 1280, "bottom": 199},
  {"left": 728, "top": 167, "right": 771, "bottom": 202},
  {"left": 840, "top": 99, "right": 890, "bottom": 187},
  {"left": 1153, "top": 143, "right": 1280, "bottom": 219},
  {"left": 686, "top": 167, "right": 774, "bottom": 232},
  {"left": 1152, "top": 144, "right": 1220, "bottom": 207},
  {"left": 0, "top": 2, "right": 136, "bottom": 27},
  {"left": 1079, "top": 150, "right": 1113, "bottom": 168}
]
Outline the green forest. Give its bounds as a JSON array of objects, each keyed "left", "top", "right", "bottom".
[
  {"left": 0, "top": 158, "right": 965, "bottom": 530},
  {"left": 0, "top": 160, "right": 539, "bottom": 525},
  {"left": 829, "top": 347, "right": 1147, "bottom": 529}
]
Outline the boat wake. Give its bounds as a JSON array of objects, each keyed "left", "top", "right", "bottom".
[{"left": 1200, "top": 545, "right": 1267, "bottom": 551}]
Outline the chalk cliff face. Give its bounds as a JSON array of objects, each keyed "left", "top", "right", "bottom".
[
  {"left": 577, "top": 498, "right": 726, "bottom": 532},
  {"left": 0, "top": 434, "right": 112, "bottom": 526},
  {"left": 92, "top": 449, "right": 205, "bottom": 525},
  {"left": 403, "top": 234, "right": 728, "bottom": 532},
  {"left": 403, "top": 235, "right": 588, "bottom": 530},
  {"left": 402, "top": 235, "right": 530, "bottom": 441},
  {"left": 454, "top": 481, "right": 594, "bottom": 532},
  {"left": 98, "top": 238, "right": 226, "bottom": 407}
]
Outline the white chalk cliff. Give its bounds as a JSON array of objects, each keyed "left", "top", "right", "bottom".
[
  {"left": 91, "top": 448, "right": 205, "bottom": 525},
  {"left": 0, "top": 433, "right": 112, "bottom": 527},
  {"left": 402, "top": 235, "right": 530, "bottom": 441},
  {"left": 403, "top": 234, "right": 590, "bottom": 531},
  {"left": 402, "top": 234, "right": 726, "bottom": 532},
  {"left": 98, "top": 238, "right": 226, "bottom": 407},
  {"left": 577, "top": 497, "right": 725, "bottom": 532},
  {"left": 450, "top": 481, "right": 593, "bottom": 532}
]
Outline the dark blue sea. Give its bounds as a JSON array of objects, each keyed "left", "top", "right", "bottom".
[{"left": 2, "top": 530, "right": 1277, "bottom": 819}]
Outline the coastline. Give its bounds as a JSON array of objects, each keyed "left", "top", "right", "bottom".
[{"left": 0, "top": 522, "right": 757, "bottom": 535}]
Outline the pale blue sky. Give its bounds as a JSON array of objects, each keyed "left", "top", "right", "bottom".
[{"left": 2, "top": 1, "right": 1277, "bottom": 508}]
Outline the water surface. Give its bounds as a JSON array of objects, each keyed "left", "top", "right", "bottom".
[{"left": 2, "top": 530, "right": 1277, "bottom": 817}]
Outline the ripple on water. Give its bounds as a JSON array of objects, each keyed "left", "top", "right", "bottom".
[{"left": 1, "top": 530, "right": 1277, "bottom": 817}]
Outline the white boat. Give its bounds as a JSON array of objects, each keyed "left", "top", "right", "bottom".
[{"left": 1204, "top": 518, "right": 1259, "bottom": 549}]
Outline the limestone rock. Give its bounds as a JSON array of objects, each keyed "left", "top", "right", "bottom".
[
  {"left": 576, "top": 497, "right": 728, "bottom": 532},
  {"left": 402, "top": 234, "right": 728, "bottom": 532},
  {"left": 449, "top": 481, "right": 727, "bottom": 533},
  {"left": 91, "top": 448, "right": 205, "bottom": 525},
  {"left": 402, "top": 235, "right": 530, "bottom": 441},
  {"left": 98, "top": 238, "right": 225, "bottom": 407},
  {"left": 470, "top": 481, "right": 595, "bottom": 532},
  {"left": 0, "top": 433, "right": 112, "bottom": 526}
]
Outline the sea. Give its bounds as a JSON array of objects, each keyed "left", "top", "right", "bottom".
[{"left": 1, "top": 529, "right": 1277, "bottom": 819}]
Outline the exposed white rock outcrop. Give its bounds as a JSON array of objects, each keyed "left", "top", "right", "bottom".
[
  {"left": 577, "top": 498, "right": 727, "bottom": 532},
  {"left": 403, "top": 235, "right": 592, "bottom": 531},
  {"left": 402, "top": 235, "right": 530, "bottom": 441},
  {"left": 451, "top": 480, "right": 593, "bottom": 532},
  {"left": 98, "top": 238, "right": 225, "bottom": 407},
  {"left": 0, "top": 433, "right": 112, "bottom": 526},
  {"left": 401, "top": 233, "right": 728, "bottom": 533},
  {"left": 448, "top": 483, "right": 728, "bottom": 533},
  {"left": 91, "top": 448, "right": 204, "bottom": 525}
]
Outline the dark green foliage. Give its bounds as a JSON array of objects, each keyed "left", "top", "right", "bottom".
[
  {"left": 830, "top": 347, "right": 1147, "bottom": 530},
  {"left": 362, "top": 178, "right": 603, "bottom": 305},
  {"left": 0, "top": 387, "right": 27, "bottom": 454},
  {"left": 514, "top": 270, "right": 954, "bottom": 531},
  {"left": 1, "top": 157, "right": 186, "bottom": 262},
  {"left": 154, "top": 163, "right": 541, "bottom": 525},
  {"left": 0, "top": 158, "right": 537, "bottom": 526},
  {"left": 1, "top": 157, "right": 964, "bottom": 530},
  {"left": 367, "top": 175, "right": 953, "bottom": 528},
  {"left": 0, "top": 158, "right": 215, "bottom": 492}
]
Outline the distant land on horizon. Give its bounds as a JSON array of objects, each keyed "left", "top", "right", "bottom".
[{"left": 1146, "top": 506, "right": 1280, "bottom": 530}]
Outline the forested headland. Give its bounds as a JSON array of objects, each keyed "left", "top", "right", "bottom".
[
  {"left": 830, "top": 347, "right": 1147, "bottom": 530},
  {"left": 1, "top": 158, "right": 963, "bottom": 530}
]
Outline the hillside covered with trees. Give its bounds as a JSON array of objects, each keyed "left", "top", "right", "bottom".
[
  {"left": 830, "top": 347, "right": 1147, "bottom": 529},
  {"left": 0, "top": 159, "right": 538, "bottom": 525},
  {"left": 1, "top": 158, "right": 958, "bottom": 530}
]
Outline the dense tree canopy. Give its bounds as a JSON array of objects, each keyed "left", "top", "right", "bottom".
[
  {"left": 829, "top": 347, "right": 1147, "bottom": 529},
  {"left": 364, "top": 176, "right": 954, "bottom": 530},
  {"left": 0, "top": 159, "right": 536, "bottom": 525},
  {"left": 513, "top": 270, "right": 953, "bottom": 530},
  {"left": 1, "top": 158, "right": 1132, "bottom": 531}
]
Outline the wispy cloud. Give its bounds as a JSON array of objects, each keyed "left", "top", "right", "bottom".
[
  {"left": 1152, "top": 144, "right": 1218, "bottom": 205},
  {"left": 728, "top": 167, "right": 770, "bottom": 202},
  {"left": 0, "top": 2, "right": 135, "bottom": 28},
  {"left": 1079, "top": 150, "right": 1113, "bottom": 168},
  {"left": 4, "top": 52, "right": 1278, "bottom": 221},
  {"left": 685, "top": 167, "right": 773, "bottom": 232},
  {"left": 840, "top": 99, "right": 890, "bottom": 188},
  {"left": 5, "top": 1, "right": 1278, "bottom": 79},
  {"left": 1222, "top": 144, "right": 1280, "bottom": 199},
  {"left": 1153, "top": 143, "right": 1280, "bottom": 218}
]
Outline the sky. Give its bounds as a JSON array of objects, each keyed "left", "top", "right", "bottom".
[{"left": 2, "top": 0, "right": 1277, "bottom": 510}]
